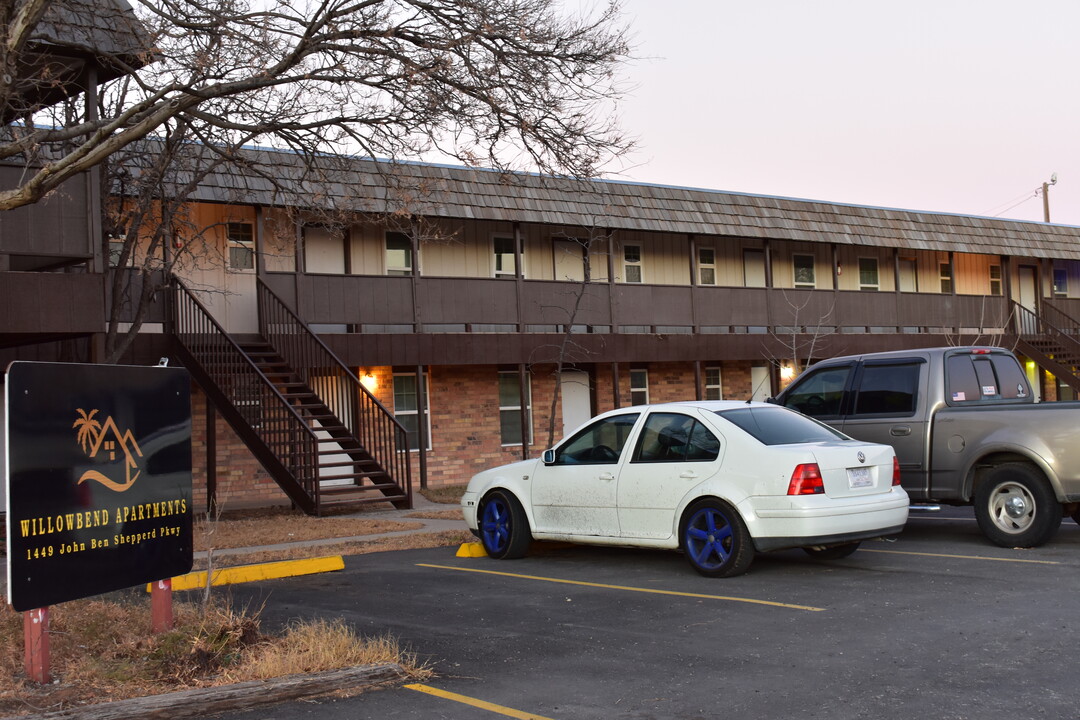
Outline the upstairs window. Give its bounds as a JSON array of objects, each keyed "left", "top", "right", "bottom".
[
  {"left": 623, "top": 244, "right": 643, "bottom": 283},
  {"left": 698, "top": 247, "right": 716, "bottom": 286},
  {"left": 228, "top": 222, "right": 254, "bottom": 271},
  {"left": 793, "top": 254, "right": 816, "bottom": 289},
  {"left": 858, "top": 258, "right": 879, "bottom": 291},
  {"left": 386, "top": 232, "right": 413, "bottom": 276},
  {"left": 989, "top": 265, "right": 1002, "bottom": 296},
  {"left": 1054, "top": 268, "right": 1068, "bottom": 298},
  {"left": 494, "top": 236, "right": 517, "bottom": 278},
  {"left": 939, "top": 262, "right": 953, "bottom": 293}
]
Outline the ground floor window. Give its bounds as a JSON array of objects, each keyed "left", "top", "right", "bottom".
[
  {"left": 704, "top": 367, "right": 723, "bottom": 400},
  {"left": 630, "top": 369, "right": 649, "bottom": 405},
  {"left": 499, "top": 371, "right": 533, "bottom": 446},
  {"left": 393, "top": 372, "right": 430, "bottom": 451}
]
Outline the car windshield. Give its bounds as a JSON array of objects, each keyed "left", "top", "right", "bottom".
[{"left": 714, "top": 406, "right": 848, "bottom": 445}]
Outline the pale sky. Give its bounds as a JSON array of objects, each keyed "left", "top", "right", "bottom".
[{"left": 611, "top": 0, "right": 1080, "bottom": 227}]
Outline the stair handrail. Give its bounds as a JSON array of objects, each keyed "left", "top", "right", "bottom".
[
  {"left": 1036, "top": 299, "right": 1080, "bottom": 336},
  {"left": 171, "top": 276, "right": 322, "bottom": 506},
  {"left": 257, "top": 279, "right": 412, "bottom": 504},
  {"left": 256, "top": 279, "right": 404, "bottom": 422}
]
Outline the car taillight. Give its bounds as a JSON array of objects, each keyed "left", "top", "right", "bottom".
[
  {"left": 893, "top": 456, "right": 901, "bottom": 486},
  {"left": 788, "top": 463, "right": 824, "bottom": 495}
]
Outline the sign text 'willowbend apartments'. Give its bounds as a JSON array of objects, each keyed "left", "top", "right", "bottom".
[{"left": 5, "top": 362, "right": 194, "bottom": 611}]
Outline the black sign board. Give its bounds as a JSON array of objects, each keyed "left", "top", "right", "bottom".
[{"left": 5, "top": 362, "right": 193, "bottom": 611}]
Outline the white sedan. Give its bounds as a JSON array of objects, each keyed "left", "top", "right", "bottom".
[{"left": 462, "top": 401, "right": 909, "bottom": 577}]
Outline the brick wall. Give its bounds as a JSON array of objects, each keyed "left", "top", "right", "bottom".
[
  {"left": 189, "top": 360, "right": 766, "bottom": 502},
  {"left": 190, "top": 388, "right": 290, "bottom": 512}
]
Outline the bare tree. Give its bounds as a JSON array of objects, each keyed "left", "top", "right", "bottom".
[
  {"left": 1, "top": 0, "right": 633, "bottom": 212},
  {"left": 531, "top": 227, "right": 610, "bottom": 449},
  {"left": 766, "top": 289, "right": 838, "bottom": 382}
]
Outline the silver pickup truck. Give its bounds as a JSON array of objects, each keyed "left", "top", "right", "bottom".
[{"left": 772, "top": 346, "right": 1080, "bottom": 548}]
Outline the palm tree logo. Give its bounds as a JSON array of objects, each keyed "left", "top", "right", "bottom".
[
  {"left": 72, "top": 408, "right": 143, "bottom": 492},
  {"left": 73, "top": 409, "right": 102, "bottom": 453}
]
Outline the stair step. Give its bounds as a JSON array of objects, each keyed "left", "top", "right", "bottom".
[
  {"left": 317, "top": 471, "right": 389, "bottom": 482},
  {"left": 319, "top": 483, "right": 401, "bottom": 496}
]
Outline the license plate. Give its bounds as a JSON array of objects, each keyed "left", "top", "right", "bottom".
[{"left": 847, "top": 467, "right": 872, "bottom": 489}]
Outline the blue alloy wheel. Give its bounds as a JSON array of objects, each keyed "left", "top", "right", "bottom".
[
  {"left": 681, "top": 499, "right": 753, "bottom": 577},
  {"left": 479, "top": 489, "right": 531, "bottom": 559}
]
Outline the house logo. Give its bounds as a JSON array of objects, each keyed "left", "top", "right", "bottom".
[{"left": 73, "top": 408, "right": 144, "bottom": 492}]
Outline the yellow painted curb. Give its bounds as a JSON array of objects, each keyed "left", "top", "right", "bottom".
[
  {"left": 456, "top": 542, "right": 488, "bottom": 558},
  {"left": 146, "top": 555, "right": 345, "bottom": 592}
]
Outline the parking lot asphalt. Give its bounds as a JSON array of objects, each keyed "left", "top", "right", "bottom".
[{"left": 214, "top": 507, "right": 1080, "bottom": 720}]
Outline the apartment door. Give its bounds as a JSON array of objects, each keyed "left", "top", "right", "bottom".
[
  {"left": 1017, "top": 265, "right": 1038, "bottom": 335},
  {"left": 744, "top": 249, "right": 766, "bottom": 287},
  {"left": 553, "top": 239, "right": 586, "bottom": 282},
  {"left": 750, "top": 365, "right": 773, "bottom": 401},
  {"left": 898, "top": 257, "right": 918, "bottom": 292},
  {"left": 560, "top": 370, "right": 592, "bottom": 440}
]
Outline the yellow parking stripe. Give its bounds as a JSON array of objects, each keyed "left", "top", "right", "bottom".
[
  {"left": 406, "top": 683, "right": 556, "bottom": 720},
  {"left": 862, "top": 548, "right": 1059, "bottom": 565},
  {"left": 417, "top": 563, "right": 823, "bottom": 611}
]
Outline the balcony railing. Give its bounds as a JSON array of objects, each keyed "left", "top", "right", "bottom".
[{"left": 263, "top": 271, "right": 1013, "bottom": 336}]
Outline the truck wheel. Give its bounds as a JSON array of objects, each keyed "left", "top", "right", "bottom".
[{"left": 974, "top": 463, "right": 1062, "bottom": 548}]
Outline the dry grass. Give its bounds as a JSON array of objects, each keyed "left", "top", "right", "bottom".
[
  {"left": 418, "top": 485, "right": 467, "bottom": 504},
  {"left": 405, "top": 508, "right": 463, "bottom": 521},
  {"left": 0, "top": 595, "right": 430, "bottom": 717},
  {"left": 194, "top": 514, "right": 422, "bottom": 552}
]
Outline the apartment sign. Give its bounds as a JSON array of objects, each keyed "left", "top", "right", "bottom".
[{"left": 5, "top": 362, "right": 193, "bottom": 611}]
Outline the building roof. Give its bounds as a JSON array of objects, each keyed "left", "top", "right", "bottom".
[{"left": 186, "top": 146, "right": 1080, "bottom": 261}]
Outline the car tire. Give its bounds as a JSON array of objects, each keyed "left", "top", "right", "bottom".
[
  {"left": 680, "top": 499, "right": 754, "bottom": 578},
  {"left": 479, "top": 490, "right": 532, "bottom": 559},
  {"left": 974, "top": 463, "right": 1062, "bottom": 548},
  {"left": 802, "top": 542, "right": 861, "bottom": 560}
]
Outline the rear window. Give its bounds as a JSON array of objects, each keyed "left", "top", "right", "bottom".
[
  {"left": 946, "top": 352, "right": 1031, "bottom": 404},
  {"left": 715, "top": 406, "right": 848, "bottom": 446}
]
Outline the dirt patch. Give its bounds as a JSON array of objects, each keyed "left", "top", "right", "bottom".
[{"left": 418, "top": 485, "right": 467, "bottom": 504}]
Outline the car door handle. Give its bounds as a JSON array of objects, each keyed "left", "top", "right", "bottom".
[
  {"left": 890, "top": 426, "right": 911, "bottom": 436},
  {"left": 599, "top": 472, "right": 616, "bottom": 481},
  {"left": 680, "top": 470, "right": 699, "bottom": 479}
]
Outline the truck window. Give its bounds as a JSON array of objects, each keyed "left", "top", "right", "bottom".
[
  {"left": 782, "top": 365, "right": 852, "bottom": 417},
  {"left": 852, "top": 363, "right": 919, "bottom": 416},
  {"left": 946, "top": 353, "right": 1030, "bottom": 403}
]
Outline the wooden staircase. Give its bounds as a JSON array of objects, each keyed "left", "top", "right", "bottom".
[
  {"left": 1012, "top": 300, "right": 1080, "bottom": 395},
  {"left": 239, "top": 340, "right": 409, "bottom": 509},
  {"left": 169, "top": 277, "right": 412, "bottom": 515}
]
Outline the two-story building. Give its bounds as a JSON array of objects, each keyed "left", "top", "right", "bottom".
[{"left": 7, "top": 144, "right": 1080, "bottom": 513}]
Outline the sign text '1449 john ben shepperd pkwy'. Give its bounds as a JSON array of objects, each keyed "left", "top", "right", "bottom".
[{"left": 5, "top": 362, "right": 193, "bottom": 612}]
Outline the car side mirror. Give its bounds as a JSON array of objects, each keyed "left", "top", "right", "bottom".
[{"left": 542, "top": 449, "right": 556, "bottom": 465}]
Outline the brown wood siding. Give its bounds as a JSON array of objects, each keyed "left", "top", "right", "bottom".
[
  {"left": 0, "top": 167, "right": 92, "bottom": 261},
  {"left": 0, "top": 271, "right": 104, "bottom": 333}
]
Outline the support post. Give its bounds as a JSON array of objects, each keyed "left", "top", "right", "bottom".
[
  {"left": 207, "top": 401, "right": 217, "bottom": 515},
  {"left": 417, "top": 364, "right": 429, "bottom": 489},
  {"left": 23, "top": 607, "right": 50, "bottom": 684},
  {"left": 151, "top": 579, "right": 174, "bottom": 633}
]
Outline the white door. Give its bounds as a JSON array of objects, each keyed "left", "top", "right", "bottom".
[
  {"left": 553, "top": 240, "right": 586, "bottom": 282},
  {"left": 750, "top": 365, "right": 773, "bottom": 402},
  {"left": 531, "top": 412, "right": 640, "bottom": 537},
  {"left": 1017, "top": 266, "right": 1038, "bottom": 335},
  {"left": 559, "top": 370, "right": 591, "bottom": 440},
  {"left": 617, "top": 411, "right": 721, "bottom": 539},
  {"left": 744, "top": 249, "right": 766, "bottom": 288}
]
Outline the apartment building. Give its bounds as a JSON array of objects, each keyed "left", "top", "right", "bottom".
[{"left": 8, "top": 145, "right": 1080, "bottom": 512}]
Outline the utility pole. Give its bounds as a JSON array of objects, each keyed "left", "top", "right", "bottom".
[{"left": 1042, "top": 173, "right": 1058, "bottom": 223}]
